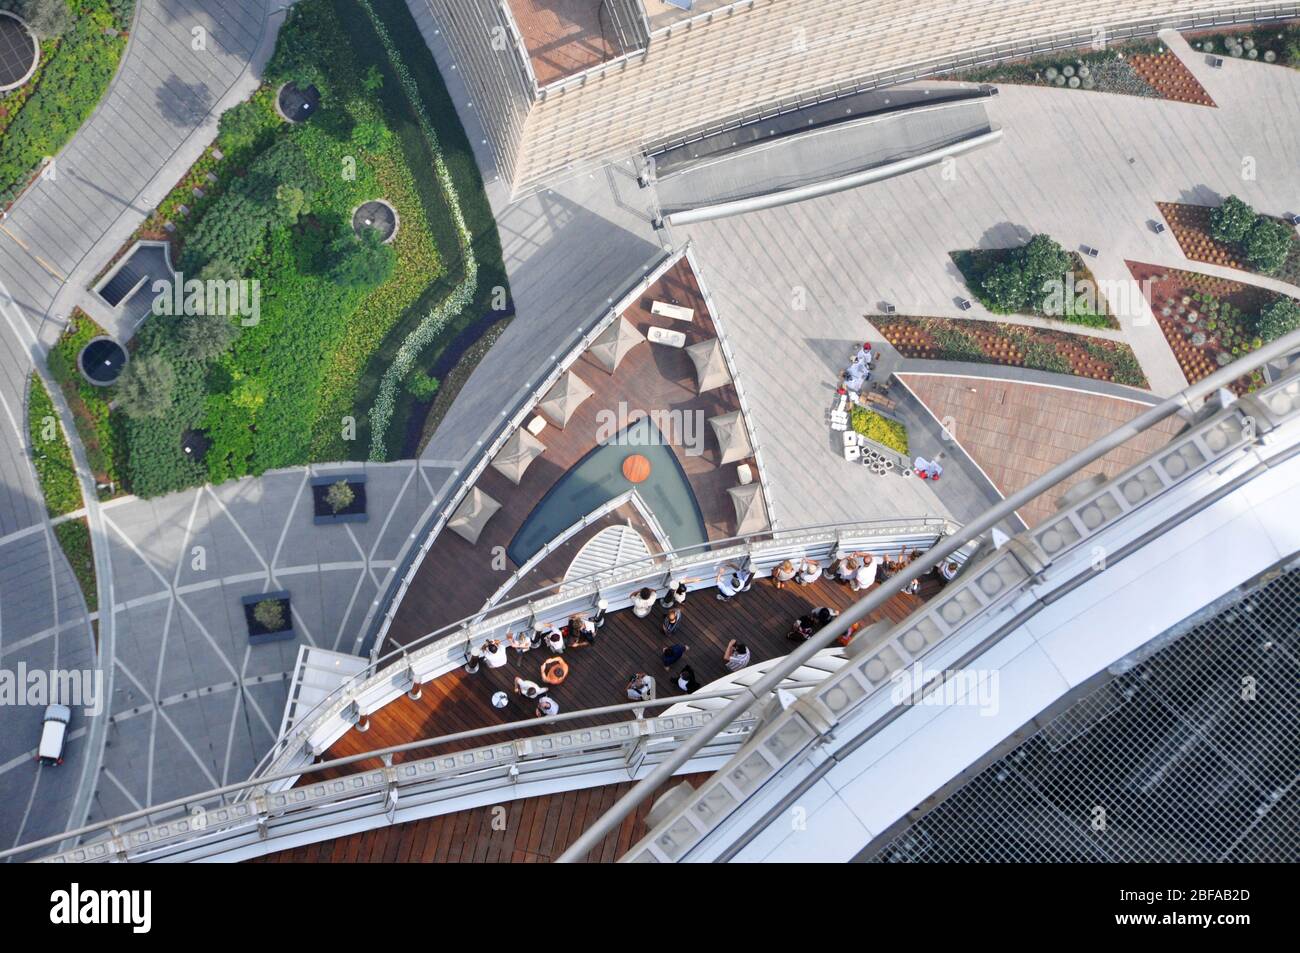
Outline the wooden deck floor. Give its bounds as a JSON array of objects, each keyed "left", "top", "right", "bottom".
[
  {"left": 385, "top": 257, "right": 759, "bottom": 649},
  {"left": 309, "top": 572, "right": 940, "bottom": 781},
  {"left": 252, "top": 772, "right": 715, "bottom": 864}
]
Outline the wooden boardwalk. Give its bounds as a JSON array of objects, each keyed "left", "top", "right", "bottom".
[
  {"left": 385, "top": 257, "right": 758, "bottom": 648},
  {"left": 253, "top": 772, "right": 715, "bottom": 864},
  {"left": 310, "top": 572, "right": 939, "bottom": 780}
]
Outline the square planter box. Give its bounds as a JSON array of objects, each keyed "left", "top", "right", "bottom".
[
  {"left": 242, "top": 591, "right": 294, "bottom": 644},
  {"left": 310, "top": 473, "right": 368, "bottom": 525}
]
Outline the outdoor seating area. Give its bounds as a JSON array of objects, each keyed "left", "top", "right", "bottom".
[{"left": 382, "top": 254, "right": 769, "bottom": 649}]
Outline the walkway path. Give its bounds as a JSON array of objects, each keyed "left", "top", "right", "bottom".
[{"left": 0, "top": 0, "right": 282, "bottom": 858}]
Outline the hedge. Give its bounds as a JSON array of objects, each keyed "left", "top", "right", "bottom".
[{"left": 26, "top": 374, "right": 83, "bottom": 516}]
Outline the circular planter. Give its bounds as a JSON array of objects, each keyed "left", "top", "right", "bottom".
[
  {"left": 351, "top": 199, "right": 399, "bottom": 243},
  {"left": 0, "top": 12, "right": 39, "bottom": 93},
  {"left": 77, "top": 337, "right": 128, "bottom": 386},
  {"left": 275, "top": 81, "right": 321, "bottom": 123}
]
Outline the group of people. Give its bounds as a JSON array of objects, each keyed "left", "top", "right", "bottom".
[
  {"left": 627, "top": 571, "right": 755, "bottom": 704},
  {"left": 468, "top": 603, "right": 608, "bottom": 717},
  {"left": 841, "top": 342, "right": 878, "bottom": 396}
]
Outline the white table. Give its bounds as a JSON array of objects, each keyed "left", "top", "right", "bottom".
[
  {"left": 648, "top": 326, "right": 686, "bottom": 347},
  {"left": 651, "top": 301, "right": 694, "bottom": 322},
  {"left": 526, "top": 416, "right": 546, "bottom": 436}
]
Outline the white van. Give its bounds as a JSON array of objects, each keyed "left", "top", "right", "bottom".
[{"left": 37, "top": 704, "right": 72, "bottom": 766}]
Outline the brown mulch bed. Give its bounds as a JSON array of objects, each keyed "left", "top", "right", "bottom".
[
  {"left": 1156, "top": 201, "right": 1300, "bottom": 284},
  {"left": 1127, "top": 51, "right": 1216, "bottom": 106}
]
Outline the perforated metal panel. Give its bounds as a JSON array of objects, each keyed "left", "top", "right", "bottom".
[{"left": 863, "top": 565, "right": 1300, "bottom": 863}]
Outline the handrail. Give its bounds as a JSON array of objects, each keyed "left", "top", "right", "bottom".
[
  {"left": 245, "top": 515, "right": 954, "bottom": 787},
  {"left": 4, "top": 677, "right": 826, "bottom": 863},
  {"left": 556, "top": 329, "right": 1300, "bottom": 861}
]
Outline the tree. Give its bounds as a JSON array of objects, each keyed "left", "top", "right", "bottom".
[
  {"left": 329, "top": 228, "right": 395, "bottom": 289},
  {"left": 252, "top": 598, "right": 286, "bottom": 631},
  {"left": 325, "top": 479, "right": 355, "bottom": 514},
  {"left": 274, "top": 184, "right": 308, "bottom": 224},
  {"left": 406, "top": 370, "right": 440, "bottom": 400},
  {"left": 1244, "top": 217, "right": 1294, "bottom": 274},
  {"left": 173, "top": 313, "right": 236, "bottom": 363},
  {"left": 18, "top": 0, "right": 72, "bottom": 39},
  {"left": 1257, "top": 298, "right": 1300, "bottom": 343},
  {"left": 1210, "top": 195, "right": 1257, "bottom": 244},
  {"left": 1019, "top": 234, "right": 1071, "bottom": 308},
  {"left": 216, "top": 99, "right": 275, "bottom": 158},
  {"left": 981, "top": 260, "right": 1031, "bottom": 313},
  {"left": 115, "top": 354, "right": 176, "bottom": 419}
]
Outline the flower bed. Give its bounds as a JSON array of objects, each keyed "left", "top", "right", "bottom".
[
  {"left": 850, "top": 406, "right": 908, "bottom": 456},
  {"left": 873, "top": 314, "right": 1148, "bottom": 388},
  {"left": 48, "top": 310, "right": 127, "bottom": 493},
  {"left": 949, "top": 40, "right": 1212, "bottom": 105},
  {"left": 1186, "top": 25, "right": 1300, "bottom": 67},
  {"left": 1127, "top": 261, "right": 1283, "bottom": 394},
  {"left": 950, "top": 239, "right": 1118, "bottom": 328},
  {"left": 1157, "top": 201, "right": 1300, "bottom": 286}
]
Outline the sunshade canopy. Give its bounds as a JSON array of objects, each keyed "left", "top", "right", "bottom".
[
  {"left": 590, "top": 316, "right": 645, "bottom": 374},
  {"left": 447, "top": 487, "right": 501, "bottom": 544},
  {"left": 491, "top": 428, "right": 546, "bottom": 484},
  {"left": 708, "top": 410, "right": 753, "bottom": 464},
  {"left": 686, "top": 338, "right": 730, "bottom": 392},
  {"left": 539, "top": 370, "right": 594, "bottom": 428},
  {"left": 727, "top": 482, "right": 769, "bottom": 535}
]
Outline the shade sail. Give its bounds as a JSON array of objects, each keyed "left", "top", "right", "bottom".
[
  {"left": 708, "top": 410, "right": 752, "bottom": 464},
  {"left": 491, "top": 428, "right": 546, "bottom": 484},
  {"left": 590, "top": 316, "right": 644, "bottom": 374},
  {"left": 686, "top": 338, "right": 730, "bottom": 392},
  {"left": 727, "top": 482, "right": 769, "bottom": 535},
  {"left": 539, "top": 370, "right": 594, "bottom": 428},
  {"left": 447, "top": 487, "right": 501, "bottom": 544}
]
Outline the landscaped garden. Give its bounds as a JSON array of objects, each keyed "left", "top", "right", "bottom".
[
  {"left": 872, "top": 314, "right": 1148, "bottom": 388},
  {"left": 1128, "top": 261, "right": 1298, "bottom": 395},
  {"left": 850, "top": 405, "right": 908, "bottom": 456},
  {"left": 949, "top": 39, "right": 1214, "bottom": 105},
  {"left": 47, "top": 309, "right": 127, "bottom": 497},
  {"left": 88, "top": 0, "right": 508, "bottom": 498},
  {"left": 1186, "top": 25, "right": 1300, "bottom": 67},
  {"left": 950, "top": 234, "right": 1118, "bottom": 329},
  {"left": 0, "top": 0, "right": 130, "bottom": 207},
  {"left": 1157, "top": 196, "right": 1300, "bottom": 286}
]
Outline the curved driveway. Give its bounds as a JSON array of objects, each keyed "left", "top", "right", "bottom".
[{"left": 0, "top": 0, "right": 278, "bottom": 857}]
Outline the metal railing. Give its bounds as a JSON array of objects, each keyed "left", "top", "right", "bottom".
[{"left": 561, "top": 334, "right": 1300, "bottom": 861}]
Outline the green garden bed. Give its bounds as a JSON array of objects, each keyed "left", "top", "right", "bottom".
[
  {"left": 113, "top": 0, "right": 508, "bottom": 496},
  {"left": 951, "top": 234, "right": 1118, "bottom": 329},
  {"left": 26, "top": 373, "right": 82, "bottom": 515},
  {"left": 55, "top": 517, "right": 97, "bottom": 614},
  {"left": 48, "top": 310, "right": 127, "bottom": 495},
  {"left": 850, "top": 406, "right": 908, "bottom": 456},
  {"left": 0, "top": 0, "right": 128, "bottom": 205},
  {"left": 1186, "top": 25, "right": 1300, "bottom": 67}
]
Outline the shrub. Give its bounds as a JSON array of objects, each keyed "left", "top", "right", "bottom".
[
  {"left": 325, "top": 479, "right": 355, "bottom": 513},
  {"left": 330, "top": 227, "right": 395, "bottom": 288},
  {"left": 981, "top": 260, "right": 1031, "bottom": 313},
  {"left": 1256, "top": 298, "right": 1300, "bottom": 342},
  {"left": 217, "top": 98, "right": 279, "bottom": 159},
  {"left": 18, "top": 0, "right": 71, "bottom": 38},
  {"left": 1243, "top": 217, "right": 1294, "bottom": 274},
  {"left": 27, "top": 375, "right": 82, "bottom": 516},
  {"left": 252, "top": 598, "right": 286, "bottom": 631},
  {"left": 172, "top": 313, "right": 237, "bottom": 363},
  {"left": 1210, "top": 195, "right": 1257, "bottom": 244},
  {"left": 115, "top": 354, "right": 176, "bottom": 419},
  {"left": 405, "top": 369, "right": 439, "bottom": 400},
  {"left": 351, "top": 119, "right": 391, "bottom": 153}
]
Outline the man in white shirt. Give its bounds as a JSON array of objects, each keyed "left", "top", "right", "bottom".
[
  {"left": 481, "top": 639, "right": 507, "bottom": 668},
  {"left": 536, "top": 696, "right": 560, "bottom": 717},
  {"left": 795, "top": 558, "right": 822, "bottom": 585},
  {"left": 715, "top": 564, "right": 753, "bottom": 601},
  {"left": 514, "top": 677, "right": 547, "bottom": 699},
  {"left": 851, "top": 555, "right": 878, "bottom": 591}
]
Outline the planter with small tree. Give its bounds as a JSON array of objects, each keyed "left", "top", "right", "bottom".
[
  {"left": 242, "top": 591, "right": 294, "bottom": 643},
  {"left": 310, "top": 472, "right": 367, "bottom": 524}
]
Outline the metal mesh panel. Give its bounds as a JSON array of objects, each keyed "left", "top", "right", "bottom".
[{"left": 863, "top": 566, "right": 1300, "bottom": 863}]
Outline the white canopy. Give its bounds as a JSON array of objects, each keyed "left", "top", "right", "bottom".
[
  {"left": 590, "top": 316, "right": 644, "bottom": 374},
  {"left": 727, "top": 482, "right": 769, "bottom": 535},
  {"left": 539, "top": 371, "right": 594, "bottom": 428},
  {"left": 708, "top": 410, "right": 752, "bottom": 464},
  {"left": 491, "top": 428, "right": 546, "bottom": 484},
  {"left": 686, "top": 338, "right": 730, "bottom": 392},
  {"left": 447, "top": 487, "right": 501, "bottom": 544}
]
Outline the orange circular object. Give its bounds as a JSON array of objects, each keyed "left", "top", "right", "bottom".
[{"left": 622, "top": 454, "right": 651, "bottom": 483}]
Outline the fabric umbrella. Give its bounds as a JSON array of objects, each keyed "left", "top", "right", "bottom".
[
  {"left": 491, "top": 428, "right": 545, "bottom": 484},
  {"left": 727, "top": 482, "right": 769, "bottom": 535},
  {"left": 447, "top": 487, "right": 502, "bottom": 544},
  {"left": 539, "top": 371, "right": 594, "bottom": 428},
  {"left": 590, "top": 316, "right": 644, "bottom": 374},
  {"left": 685, "top": 338, "right": 730, "bottom": 392},
  {"left": 708, "top": 410, "right": 753, "bottom": 464}
]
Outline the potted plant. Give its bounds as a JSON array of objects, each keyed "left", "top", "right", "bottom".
[
  {"left": 311, "top": 472, "right": 368, "bottom": 524},
  {"left": 242, "top": 591, "right": 294, "bottom": 644}
]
